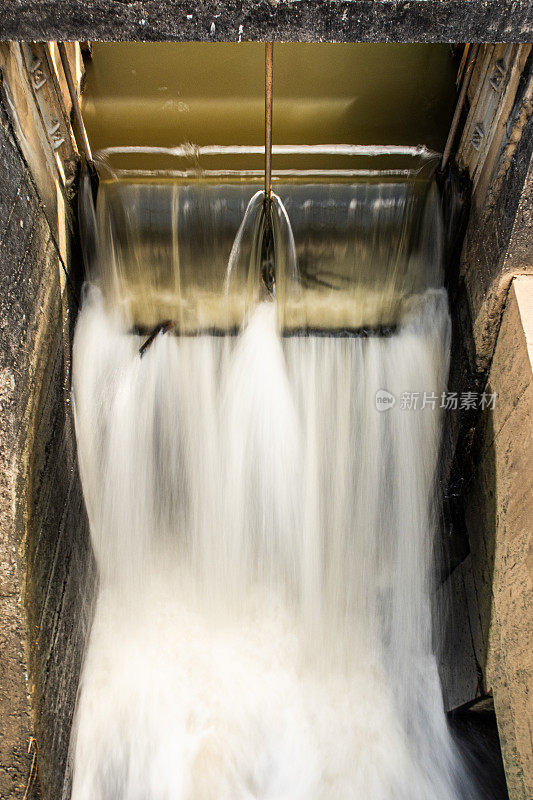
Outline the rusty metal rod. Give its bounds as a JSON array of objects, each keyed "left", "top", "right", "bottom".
[
  {"left": 58, "top": 42, "right": 93, "bottom": 164},
  {"left": 440, "top": 43, "right": 480, "bottom": 172},
  {"left": 264, "top": 42, "right": 273, "bottom": 209}
]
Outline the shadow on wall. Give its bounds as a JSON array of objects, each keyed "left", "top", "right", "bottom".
[
  {"left": 437, "top": 214, "right": 507, "bottom": 797},
  {"left": 21, "top": 265, "right": 96, "bottom": 800},
  {"left": 450, "top": 706, "right": 509, "bottom": 800},
  {"left": 446, "top": 405, "right": 509, "bottom": 800}
]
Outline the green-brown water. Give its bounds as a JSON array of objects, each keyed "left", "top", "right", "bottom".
[{"left": 82, "top": 43, "right": 456, "bottom": 174}]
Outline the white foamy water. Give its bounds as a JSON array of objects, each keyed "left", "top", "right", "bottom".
[{"left": 68, "top": 280, "right": 477, "bottom": 800}]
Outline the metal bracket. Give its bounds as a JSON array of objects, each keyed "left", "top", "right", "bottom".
[
  {"left": 470, "top": 123, "right": 485, "bottom": 151},
  {"left": 489, "top": 60, "right": 506, "bottom": 91},
  {"left": 20, "top": 42, "right": 79, "bottom": 186}
]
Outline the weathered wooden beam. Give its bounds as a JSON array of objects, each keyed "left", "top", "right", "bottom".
[{"left": 0, "top": 0, "right": 531, "bottom": 43}]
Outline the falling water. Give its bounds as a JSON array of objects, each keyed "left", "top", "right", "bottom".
[{"left": 68, "top": 177, "right": 476, "bottom": 799}]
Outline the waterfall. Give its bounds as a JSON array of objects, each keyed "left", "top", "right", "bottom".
[{"left": 68, "top": 181, "right": 476, "bottom": 799}]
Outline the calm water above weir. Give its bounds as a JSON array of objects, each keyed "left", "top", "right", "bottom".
[
  {"left": 68, "top": 173, "right": 481, "bottom": 798},
  {"left": 82, "top": 43, "right": 456, "bottom": 174}
]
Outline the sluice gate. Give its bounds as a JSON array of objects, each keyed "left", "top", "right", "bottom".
[{"left": 0, "top": 16, "right": 531, "bottom": 800}]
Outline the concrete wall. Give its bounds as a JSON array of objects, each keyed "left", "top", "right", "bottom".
[
  {"left": 0, "top": 49, "right": 95, "bottom": 799},
  {"left": 467, "top": 277, "right": 532, "bottom": 797},
  {"left": 440, "top": 45, "right": 533, "bottom": 800},
  {"left": 442, "top": 279, "right": 533, "bottom": 799}
]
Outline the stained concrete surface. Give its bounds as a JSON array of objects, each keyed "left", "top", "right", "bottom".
[
  {"left": 0, "top": 0, "right": 531, "bottom": 43},
  {"left": 464, "top": 278, "right": 533, "bottom": 799},
  {"left": 0, "top": 85, "right": 95, "bottom": 799}
]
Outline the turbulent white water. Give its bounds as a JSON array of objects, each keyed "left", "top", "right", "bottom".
[{"left": 68, "top": 269, "right": 477, "bottom": 798}]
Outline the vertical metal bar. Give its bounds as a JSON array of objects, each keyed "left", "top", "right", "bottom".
[
  {"left": 264, "top": 42, "right": 273, "bottom": 206},
  {"left": 440, "top": 43, "right": 480, "bottom": 172},
  {"left": 57, "top": 42, "right": 93, "bottom": 164}
]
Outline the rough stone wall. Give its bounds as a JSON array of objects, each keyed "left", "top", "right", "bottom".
[{"left": 0, "top": 83, "right": 95, "bottom": 799}]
